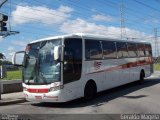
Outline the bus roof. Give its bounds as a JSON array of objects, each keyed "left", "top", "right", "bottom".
[{"left": 29, "top": 33, "right": 150, "bottom": 44}]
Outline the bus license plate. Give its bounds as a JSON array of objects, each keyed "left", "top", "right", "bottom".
[{"left": 35, "top": 96, "right": 42, "bottom": 100}]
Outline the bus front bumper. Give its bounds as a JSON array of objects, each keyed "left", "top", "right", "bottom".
[{"left": 23, "top": 90, "right": 66, "bottom": 103}]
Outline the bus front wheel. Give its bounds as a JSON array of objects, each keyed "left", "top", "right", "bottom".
[
  {"left": 139, "top": 70, "right": 145, "bottom": 84},
  {"left": 84, "top": 81, "right": 97, "bottom": 101}
]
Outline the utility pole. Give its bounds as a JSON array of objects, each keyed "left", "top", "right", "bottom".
[
  {"left": 120, "top": 0, "right": 126, "bottom": 40},
  {"left": 154, "top": 28, "right": 159, "bottom": 57}
]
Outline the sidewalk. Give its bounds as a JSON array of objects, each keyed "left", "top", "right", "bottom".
[
  {"left": 150, "top": 71, "right": 160, "bottom": 78},
  {"left": 0, "top": 92, "right": 26, "bottom": 106}
]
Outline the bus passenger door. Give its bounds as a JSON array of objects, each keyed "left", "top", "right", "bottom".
[{"left": 63, "top": 38, "right": 83, "bottom": 100}]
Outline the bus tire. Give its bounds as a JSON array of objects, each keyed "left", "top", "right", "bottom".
[
  {"left": 84, "top": 81, "right": 97, "bottom": 101},
  {"left": 139, "top": 70, "right": 145, "bottom": 84}
]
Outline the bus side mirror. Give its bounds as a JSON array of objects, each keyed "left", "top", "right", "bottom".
[
  {"left": 12, "top": 51, "right": 25, "bottom": 66},
  {"left": 54, "top": 45, "right": 64, "bottom": 61},
  {"left": 54, "top": 46, "right": 59, "bottom": 61}
]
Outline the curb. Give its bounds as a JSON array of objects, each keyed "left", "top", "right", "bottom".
[{"left": 0, "top": 98, "right": 26, "bottom": 106}]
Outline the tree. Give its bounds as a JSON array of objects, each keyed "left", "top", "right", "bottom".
[{"left": 0, "top": 53, "right": 5, "bottom": 60}]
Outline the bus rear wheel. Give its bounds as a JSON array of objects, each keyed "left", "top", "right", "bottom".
[{"left": 84, "top": 81, "right": 97, "bottom": 101}]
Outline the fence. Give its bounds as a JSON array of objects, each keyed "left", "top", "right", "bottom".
[{"left": 153, "top": 57, "right": 160, "bottom": 71}]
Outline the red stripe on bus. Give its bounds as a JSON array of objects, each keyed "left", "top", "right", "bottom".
[
  {"left": 27, "top": 88, "right": 49, "bottom": 93},
  {"left": 87, "top": 57, "right": 153, "bottom": 75}
]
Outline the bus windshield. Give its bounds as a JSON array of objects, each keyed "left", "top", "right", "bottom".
[{"left": 23, "top": 39, "right": 62, "bottom": 85}]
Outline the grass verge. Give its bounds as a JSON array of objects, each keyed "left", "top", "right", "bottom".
[
  {"left": 154, "top": 64, "right": 160, "bottom": 71},
  {"left": 2, "top": 70, "right": 22, "bottom": 80}
]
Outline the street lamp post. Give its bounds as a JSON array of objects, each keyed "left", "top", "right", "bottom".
[
  {"left": 0, "top": 0, "right": 8, "bottom": 101},
  {"left": 0, "top": 65, "right": 2, "bottom": 100}
]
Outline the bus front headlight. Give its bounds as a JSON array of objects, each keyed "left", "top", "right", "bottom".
[
  {"left": 23, "top": 87, "right": 27, "bottom": 91},
  {"left": 49, "top": 85, "right": 64, "bottom": 92}
]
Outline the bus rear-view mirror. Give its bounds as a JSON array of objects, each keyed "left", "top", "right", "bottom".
[
  {"left": 12, "top": 51, "right": 25, "bottom": 66},
  {"left": 54, "top": 45, "right": 64, "bottom": 61},
  {"left": 54, "top": 46, "right": 59, "bottom": 61}
]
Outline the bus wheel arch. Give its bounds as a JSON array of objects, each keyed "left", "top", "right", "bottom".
[{"left": 84, "top": 80, "right": 97, "bottom": 101}]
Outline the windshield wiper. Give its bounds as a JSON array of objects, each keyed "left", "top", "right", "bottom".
[{"left": 27, "top": 79, "right": 31, "bottom": 85}]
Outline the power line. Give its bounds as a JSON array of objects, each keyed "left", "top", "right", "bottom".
[
  {"left": 10, "top": 0, "right": 75, "bottom": 21},
  {"left": 29, "top": 0, "right": 158, "bottom": 31},
  {"left": 120, "top": 0, "right": 126, "bottom": 39},
  {"left": 154, "top": 28, "right": 160, "bottom": 57},
  {"left": 1, "top": 0, "right": 152, "bottom": 33},
  {"left": 0, "top": 0, "right": 157, "bottom": 39},
  {"left": 22, "top": 0, "right": 92, "bottom": 20},
  {"left": 134, "top": 0, "right": 160, "bottom": 13},
  {"left": 22, "top": 0, "right": 158, "bottom": 30},
  {"left": 105, "top": 0, "right": 160, "bottom": 26},
  {"left": 96, "top": 0, "right": 160, "bottom": 30}
]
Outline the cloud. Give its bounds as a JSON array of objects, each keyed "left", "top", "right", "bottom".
[
  {"left": 7, "top": 46, "right": 15, "bottom": 51},
  {"left": 60, "top": 18, "right": 149, "bottom": 39},
  {"left": 9, "top": 52, "right": 14, "bottom": 56},
  {"left": 144, "top": 18, "right": 160, "bottom": 24},
  {"left": 12, "top": 5, "right": 73, "bottom": 25},
  {"left": 3, "top": 46, "right": 16, "bottom": 61},
  {"left": 60, "top": 18, "right": 160, "bottom": 55},
  {"left": 92, "top": 14, "right": 114, "bottom": 22},
  {"left": 0, "top": 36, "right": 4, "bottom": 42},
  {"left": 11, "top": 40, "right": 28, "bottom": 47}
]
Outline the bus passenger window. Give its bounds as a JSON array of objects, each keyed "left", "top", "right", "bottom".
[
  {"left": 102, "top": 41, "right": 117, "bottom": 59},
  {"left": 145, "top": 44, "right": 152, "bottom": 56},
  {"left": 116, "top": 42, "right": 128, "bottom": 58},
  {"left": 85, "top": 40, "right": 102, "bottom": 60},
  {"left": 137, "top": 44, "right": 145, "bottom": 57},
  {"left": 127, "top": 43, "right": 138, "bottom": 57}
]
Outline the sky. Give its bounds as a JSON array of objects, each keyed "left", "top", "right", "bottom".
[{"left": 0, "top": 0, "right": 160, "bottom": 61}]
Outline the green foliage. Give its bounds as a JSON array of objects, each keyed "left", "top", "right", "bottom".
[
  {"left": 0, "top": 53, "right": 5, "bottom": 59},
  {"left": 0, "top": 60, "right": 12, "bottom": 65},
  {"left": 154, "top": 64, "right": 160, "bottom": 71}
]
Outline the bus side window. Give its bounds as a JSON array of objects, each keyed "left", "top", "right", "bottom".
[
  {"left": 102, "top": 41, "right": 117, "bottom": 59},
  {"left": 116, "top": 42, "right": 128, "bottom": 58},
  {"left": 145, "top": 44, "right": 152, "bottom": 56},
  {"left": 85, "top": 40, "right": 102, "bottom": 60},
  {"left": 137, "top": 44, "right": 145, "bottom": 57},
  {"left": 127, "top": 43, "right": 138, "bottom": 57}
]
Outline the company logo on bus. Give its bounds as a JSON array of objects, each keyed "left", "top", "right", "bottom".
[{"left": 94, "top": 61, "right": 102, "bottom": 70}]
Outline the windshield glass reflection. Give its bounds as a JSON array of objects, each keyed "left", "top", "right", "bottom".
[{"left": 23, "top": 39, "right": 61, "bottom": 85}]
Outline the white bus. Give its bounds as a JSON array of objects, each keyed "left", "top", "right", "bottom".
[{"left": 12, "top": 33, "right": 153, "bottom": 102}]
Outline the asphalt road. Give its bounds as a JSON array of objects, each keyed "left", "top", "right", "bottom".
[{"left": 0, "top": 73, "right": 160, "bottom": 120}]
